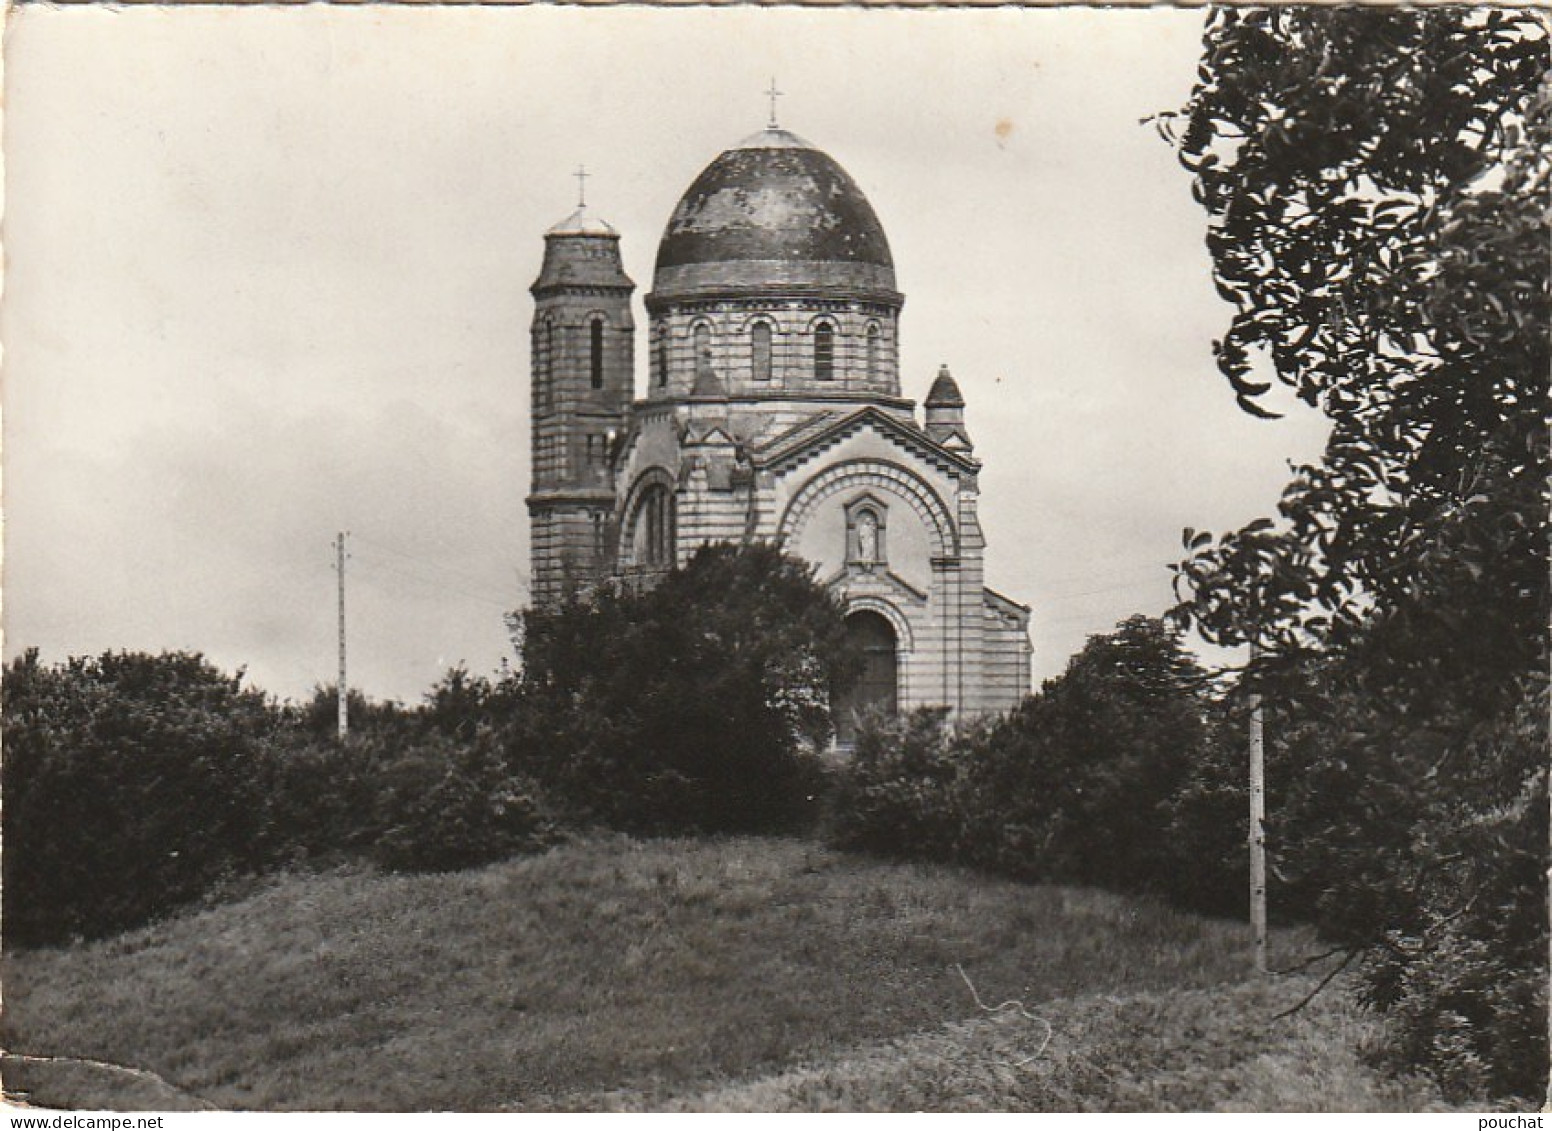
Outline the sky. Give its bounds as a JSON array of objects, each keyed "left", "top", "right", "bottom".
[{"left": 3, "top": 5, "right": 1330, "bottom": 705}]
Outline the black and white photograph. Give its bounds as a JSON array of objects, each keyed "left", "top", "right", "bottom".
[{"left": 1, "top": 2, "right": 1547, "bottom": 1115}]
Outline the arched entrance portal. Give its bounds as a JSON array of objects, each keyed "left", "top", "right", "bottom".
[{"left": 835, "top": 609, "right": 898, "bottom": 745}]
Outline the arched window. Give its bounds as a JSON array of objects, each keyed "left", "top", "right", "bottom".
[
  {"left": 537, "top": 318, "right": 555, "bottom": 412},
  {"left": 634, "top": 483, "right": 675, "bottom": 568},
  {"left": 591, "top": 512, "right": 609, "bottom": 564},
  {"left": 693, "top": 322, "right": 713, "bottom": 376},
  {"left": 866, "top": 323, "right": 881, "bottom": 383},
  {"left": 656, "top": 326, "right": 668, "bottom": 388},
  {"left": 589, "top": 317, "right": 604, "bottom": 389},
  {"left": 751, "top": 321, "right": 773, "bottom": 382},
  {"left": 814, "top": 321, "right": 835, "bottom": 382}
]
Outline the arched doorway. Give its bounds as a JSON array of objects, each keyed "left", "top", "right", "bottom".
[{"left": 835, "top": 609, "right": 898, "bottom": 745}]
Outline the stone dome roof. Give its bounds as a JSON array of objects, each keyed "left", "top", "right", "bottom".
[
  {"left": 545, "top": 205, "right": 618, "bottom": 237},
  {"left": 650, "top": 127, "right": 898, "bottom": 302}
]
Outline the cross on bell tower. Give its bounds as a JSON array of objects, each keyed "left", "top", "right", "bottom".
[
  {"left": 573, "top": 164, "right": 590, "bottom": 208},
  {"left": 765, "top": 78, "right": 783, "bottom": 128}
]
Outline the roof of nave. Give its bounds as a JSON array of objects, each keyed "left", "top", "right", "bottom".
[{"left": 752, "top": 404, "right": 980, "bottom": 478}]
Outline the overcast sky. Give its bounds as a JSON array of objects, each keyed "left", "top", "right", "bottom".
[{"left": 3, "top": 5, "right": 1330, "bottom": 704}]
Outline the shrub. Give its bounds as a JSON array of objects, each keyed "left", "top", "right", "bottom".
[
  {"left": 1151, "top": 707, "right": 1248, "bottom": 918},
  {"left": 826, "top": 707, "right": 968, "bottom": 860},
  {"left": 262, "top": 674, "right": 556, "bottom": 874},
  {"left": 257, "top": 732, "right": 384, "bottom": 865},
  {"left": 2, "top": 647, "right": 570, "bottom": 944},
  {"left": 286, "top": 682, "right": 420, "bottom": 742},
  {"left": 420, "top": 665, "right": 520, "bottom": 742},
  {"left": 370, "top": 727, "right": 555, "bottom": 874},
  {"left": 2, "top": 649, "right": 278, "bottom": 946}
]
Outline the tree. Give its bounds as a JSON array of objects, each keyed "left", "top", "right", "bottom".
[
  {"left": 1166, "top": 8, "right": 1548, "bottom": 680},
  {"left": 518, "top": 542, "right": 859, "bottom": 833},
  {"left": 971, "top": 616, "right": 1223, "bottom": 895},
  {"left": 1164, "top": 8, "right": 1549, "bottom": 1100}
]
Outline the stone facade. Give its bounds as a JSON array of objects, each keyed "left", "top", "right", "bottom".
[{"left": 528, "top": 126, "right": 1032, "bottom": 725}]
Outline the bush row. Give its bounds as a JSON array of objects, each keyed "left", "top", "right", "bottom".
[
  {"left": 2, "top": 543, "right": 856, "bottom": 947},
  {"left": 0, "top": 650, "right": 557, "bottom": 945}
]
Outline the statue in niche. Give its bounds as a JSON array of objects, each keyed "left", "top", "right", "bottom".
[{"left": 855, "top": 510, "right": 879, "bottom": 566}]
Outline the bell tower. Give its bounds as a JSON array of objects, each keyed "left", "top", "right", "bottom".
[{"left": 527, "top": 196, "right": 635, "bottom": 606}]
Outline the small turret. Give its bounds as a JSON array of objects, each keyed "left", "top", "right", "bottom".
[{"left": 924, "top": 364, "right": 972, "bottom": 454}]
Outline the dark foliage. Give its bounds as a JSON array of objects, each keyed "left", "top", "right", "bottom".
[
  {"left": 1361, "top": 676, "right": 1548, "bottom": 1101},
  {"left": 825, "top": 706, "right": 969, "bottom": 860},
  {"left": 1257, "top": 655, "right": 1549, "bottom": 1102},
  {"left": 970, "top": 617, "right": 1221, "bottom": 895},
  {"left": 3, "top": 651, "right": 564, "bottom": 945},
  {"left": 368, "top": 726, "right": 554, "bottom": 874},
  {"left": 262, "top": 670, "right": 551, "bottom": 874},
  {"left": 1163, "top": 7, "right": 1550, "bottom": 1100},
  {"left": 2, "top": 649, "right": 277, "bottom": 945},
  {"left": 255, "top": 730, "right": 384, "bottom": 865},
  {"left": 1167, "top": 6, "right": 1549, "bottom": 676},
  {"left": 518, "top": 542, "right": 856, "bottom": 834},
  {"left": 2, "top": 548, "right": 846, "bottom": 942},
  {"left": 420, "top": 665, "right": 522, "bottom": 742},
  {"left": 287, "top": 683, "right": 419, "bottom": 742}
]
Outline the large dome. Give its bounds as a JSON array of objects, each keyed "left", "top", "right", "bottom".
[{"left": 650, "top": 127, "right": 897, "bottom": 301}]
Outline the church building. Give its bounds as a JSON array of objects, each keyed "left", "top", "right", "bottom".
[{"left": 527, "top": 119, "right": 1032, "bottom": 733}]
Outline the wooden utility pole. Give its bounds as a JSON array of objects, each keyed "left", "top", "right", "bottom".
[
  {"left": 1248, "top": 640, "right": 1268, "bottom": 975},
  {"left": 335, "top": 532, "right": 349, "bottom": 741}
]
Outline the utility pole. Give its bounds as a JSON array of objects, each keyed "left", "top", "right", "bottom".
[
  {"left": 1248, "top": 640, "right": 1268, "bottom": 975},
  {"left": 335, "top": 532, "right": 349, "bottom": 741}
]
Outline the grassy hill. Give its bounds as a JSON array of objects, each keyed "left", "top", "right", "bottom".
[{"left": 2, "top": 835, "right": 1456, "bottom": 1112}]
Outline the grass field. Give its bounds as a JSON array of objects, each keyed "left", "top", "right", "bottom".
[{"left": 2, "top": 835, "right": 1457, "bottom": 1111}]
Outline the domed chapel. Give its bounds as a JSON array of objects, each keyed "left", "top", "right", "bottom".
[{"left": 527, "top": 119, "right": 1032, "bottom": 734}]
